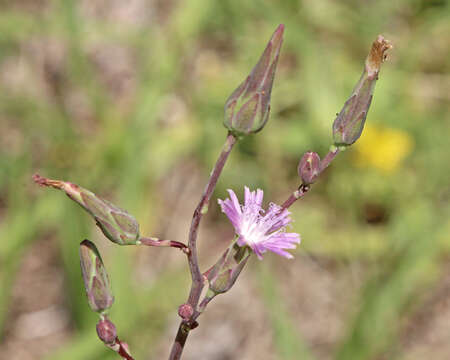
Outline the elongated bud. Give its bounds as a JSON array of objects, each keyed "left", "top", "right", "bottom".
[
  {"left": 96, "top": 317, "right": 117, "bottom": 345},
  {"left": 333, "top": 35, "right": 392, "bottom": 146},
  {"left": 224, "top": 24, "right": 284, "bottom": 137},
  {"left": 298, "top": 151, "right": 321, "bottom": 185},
  {"left": 207, "top": 242, "right": 250, "bottom": 295},
  {"left": 33, "top": 174, "right": 140, "bottom": 245},
  {"left": 79, "top": 239, "right": 114, "bottom": 313}
]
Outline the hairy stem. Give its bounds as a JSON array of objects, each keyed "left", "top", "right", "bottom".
[{"left": 168, "top": 133, "right": 237, "bottom": 360}]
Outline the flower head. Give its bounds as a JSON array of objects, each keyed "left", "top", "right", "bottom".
[{"left": 218, "top": 187, "right": 300, "bottom": 259}]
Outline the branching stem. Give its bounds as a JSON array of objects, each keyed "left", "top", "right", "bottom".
[
  {"left": 281, "top": 147, "right": 340, "bottom": 210},
  {"left": 168, "top": 133, "right": 237, "bottom": 360}
]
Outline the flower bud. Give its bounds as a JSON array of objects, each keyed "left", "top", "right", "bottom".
[
  {"left": 79, "top": 239, "right": 114, "bottom": 313},
  {"left": 96, "top": 318, "right": 117, "bottom": 345},
  {"left": 298, "top": 151, "right": 321, "bottom": 185},
  {"left": 224, "top": 24, "right": 284, "bottom": 136},
  {"left": 33, "top": 174, "right": 140, "bottom": 245},
  {"left": 207, "top": 243, "right": 250, "bottom": 295},
  {"left": 333, "top": 35, "right": 392, "bottom": 146},
  {"left": 178, "top": 304, "right": 194, "bottom": 320}
]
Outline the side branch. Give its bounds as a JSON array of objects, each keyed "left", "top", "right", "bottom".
[
  {"left": 168, "top": 133, "right": 237, "bottom": 360},
  {"left": 138, "top": 237, "right": 190, "bottom": 254},
  {"left": 186, "top": 133, "right": 237, "bottom": 304},
  {"left": 282, "top": 147, "right": 340, "bottom": 211},
  {"left": 319, "top": 147, "right": 340, "bottom": 172},
  {"left": 281, "top": 184, "right": 310, "bottom": 210}
]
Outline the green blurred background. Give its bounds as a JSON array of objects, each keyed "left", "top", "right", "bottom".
[{"left": 0, "top": 0, "right": 449, "bottom": 359}]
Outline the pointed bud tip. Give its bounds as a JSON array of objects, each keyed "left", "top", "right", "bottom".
[
  {"left": 223, "top": 25, "right": 284, "bottom": 136},
  {"left": 270, "top": 24, "right": 284, "bottom": 49},
  {"left": 80, "top": 238, "right": 92, "bottom": 247},
  {"left": 80, "top": 239, "right": 98, "bottom": 253},
  {"left": 274, "top": 24, "right": 284, "bottom": 35}
]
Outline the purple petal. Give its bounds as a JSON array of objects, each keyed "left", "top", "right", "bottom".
[
  {"left": 244, "top": 186, "right": 252, "bottom": 206},
  {"left": 218, "top": 199, "right": 241, "bottom": 231},
  {"left": 252, "top": 243, "right": 265, "bottom": 260},
  {"left": 227, "top": 189, "right": 242, "bottom": 215},
  {"left": 255, "top": 189, "right": 264, "bottom": 207},
  {"left": 236, "top": 236, "right": 247, "bottom": 247},
  {"left": 269, "top": 247, "right": 294, "bottom": 259}
]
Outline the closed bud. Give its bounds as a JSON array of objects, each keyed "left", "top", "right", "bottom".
[
  {"left": 33, "top": 174, "right": 140, "bottom": 245},
  {"left": 207, "top": 242, "right": 250, "bottom": 295},
  {"left": 224, "top": 24, "right": 284, "bottom": 137},
  {"left": 79, "top": 239, "right": 114, "bottom": 313},
  {"left": 298, "top": 152, "right": 321, "bottom": 185},
  {"left": 96, "top": 318, "right": 117, "bottom": 345},
  {"left": 333, "top": 35, "right": 392, "bottom": 146},
  {"left": 178, "top": 304, "right": 194, "bottom": 320}
]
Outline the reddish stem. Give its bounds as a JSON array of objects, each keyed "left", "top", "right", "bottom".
[
  {"left": 105, "top": 337, "right": 135, "bottom": 360},
  {"left": 116, "top": 338, "right": 134, "bottom": 360},
  {"left": 168, "top": 133, "right": 237, "bottom": 360},
  {"left": 186, "top": 133, "right": 237, "bottom": 302},
  {"left": 319, "top": 147, "right": 340, "bottom": 172},
  {"left": 281, "top": 184, "right": 310, "bottom": 210},
  {"left": 139, "top": 237, "right": 190, "bottom": 255}
]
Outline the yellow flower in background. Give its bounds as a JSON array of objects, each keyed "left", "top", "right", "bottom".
[{"left": 353, "top": 124, "right": 414, "bottom": 172}]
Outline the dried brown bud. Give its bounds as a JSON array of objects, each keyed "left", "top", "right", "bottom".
[
  {"left": 366, "top": 35, "right": 393, "bottom": 79},
  {"left": 332, "top": 35, "right": 392, "bottom": 146}
]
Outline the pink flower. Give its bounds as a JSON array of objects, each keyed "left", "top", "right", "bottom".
[{"left": 218, "top": 187, "right": 300, "bottom": 259}]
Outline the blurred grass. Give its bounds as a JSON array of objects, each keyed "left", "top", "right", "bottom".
[
  {"left": 335, "top": 201, "right": 441, "bottom": 360},
  {"left": 0, "top": 0, "right": 449, "bottom": 359},
  {"left": 257, "top": 262, "right": 314, "bottom": 360}
]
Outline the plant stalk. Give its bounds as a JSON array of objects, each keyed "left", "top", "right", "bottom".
[{"left": 168, "top": 133, "right": 237, "bottom": 360}]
